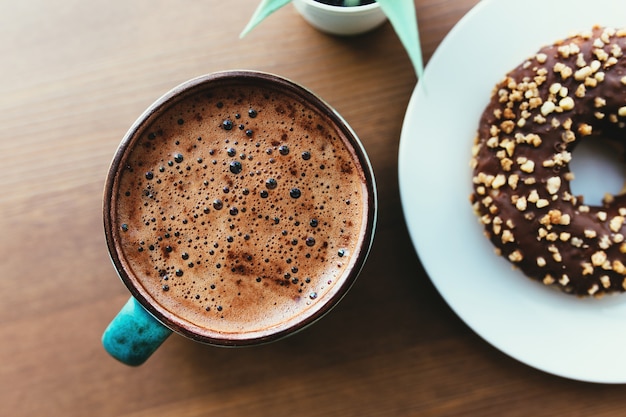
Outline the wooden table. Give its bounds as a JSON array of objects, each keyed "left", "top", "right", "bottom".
[{"left": 3, "top": 0, "right": 626, "bottom": 415}]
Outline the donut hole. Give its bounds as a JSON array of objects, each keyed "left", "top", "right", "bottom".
[{"left": 569, "top": 138, "right": 626, "bottom": 206}]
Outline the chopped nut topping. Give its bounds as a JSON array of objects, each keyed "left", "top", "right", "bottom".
[
  {"left": 591, "top": 251, "right": 607, "bottom": 266},
  {"left": 599, "top": 235, "right": 612, "bottom": 249},
  {"left": 501, "top": 229, "right": 515, "bottom": 243},
  {"left": 528, "top": 97, "right": 543, "bottom": 109},
  {"left": 548, "top": 245, "right": 562, "bottom": 262},
  {"left": 613, "top": 260, "right": 626, "bottom": 274},
  {"left": 551, "top": 118, "right": 561, "bottom": 128},
  {"left": 590, "top": 59, "right": 602, "bottom": 72},
  {"left": 549, "top": 82, "right": 562, "bottom": 95},
  {"left": 541, "top": 101, "right": 556, "bottom": 116},
  {"left": 546, "top": 176, "right": 562, "bottom": 194},
  {"left": 611, "top": 43, "right": 623, "bottom": 57},
  {"left": 571, "top": 237, "right": 583, "bottom": 247},
  {"left": 491, "top": 174, "right": 506, "bottom": 189},
  {"left": 500, "top": 138, "right": 516, "bottom": 156},
  {"left": 548, "top": 209, "right": 563, "bottom": 224},
  {"left": 559, "top": 96, "right": 575, "bottom": 110},
  {"left": 610, "top": 216, "right": 625, "bottom": 232},
  {"left": 577, "top": 123, "right": 593, "bottom": 136},
  {"left": 584, "top": 229, "right": 597, "bottom": 238},
  {"left": 492, "top": 216, "right": 502, "bottom": 235},
  {"left": 595, "top": 46, "right": 610, "bottom": 61},
  {"left": 602, "top": 28, "right": 615, "bottom": 42},
  {"left": 562, "top": 118, "right": 573, "bottom": 130},
  {"left": 500, "top": 120, "right": 515, "bottom": 134},
  {"left": 600, "top": 275, "right": 611, "bottom": 288},
  {"left": 560, "top": 43, "right": 581, "bottom": 58},
  {"left": 520, "top": 160, "right": 535, "bottom": 173},
  {"left": 582, "top": 262, "right": 594, "bottom": 275},
  {"left": 561, "top": 130, "right": 576, "bottom": 143},
  {"left": 605, "top": 56, "right": 618, "bottom": 68},
  {"left": 508, "top": 250, "right": 523, "bottom": 262},
  {"left": 561, "top": 66, "right": 573, "bottom": 79},
  {"left": 574, "top": 66, "right": 593, "bottom": 80},
  {"left": 503, "top": 108, "right": 516, "bottom": 119}
]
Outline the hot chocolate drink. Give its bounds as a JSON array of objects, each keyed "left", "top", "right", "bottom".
[{"left": 104, "top": 71, "right": 376, "bottom": 345}]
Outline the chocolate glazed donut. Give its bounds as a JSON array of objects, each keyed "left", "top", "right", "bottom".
[{"left": 470, "top": 26, "right": 626, "bottom": 297}]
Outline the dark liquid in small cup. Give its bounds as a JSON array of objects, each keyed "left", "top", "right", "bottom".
[
  {"left": 314, "top": 0, "right": 376, "bottom": 5},
  {"left": 108, "top": 75, "right": 373, "bottom": 342}
]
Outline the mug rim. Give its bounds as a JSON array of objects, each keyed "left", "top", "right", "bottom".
[{"left": 103, "top": 70, "right": 377, "bottom": 346}]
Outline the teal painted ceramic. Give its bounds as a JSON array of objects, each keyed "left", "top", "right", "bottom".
[{"left": 102, "top": 297, "right": 172, "bottom": 366}]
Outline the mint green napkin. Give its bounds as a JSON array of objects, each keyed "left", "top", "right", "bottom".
[{"left": 240, "top": 0, "right": 423, "bottom": 79}]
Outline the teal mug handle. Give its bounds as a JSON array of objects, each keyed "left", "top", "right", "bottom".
[{"left": 102, "top": 297, "right": 172, "bottom": 366}]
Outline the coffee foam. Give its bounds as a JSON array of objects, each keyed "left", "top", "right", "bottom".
[{"left": 112, "top": 81, "right": 370, "bottom": 339}]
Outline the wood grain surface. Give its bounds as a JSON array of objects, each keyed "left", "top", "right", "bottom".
[{"left": 2, "top": 0, "right": 626, "bottom": 416}]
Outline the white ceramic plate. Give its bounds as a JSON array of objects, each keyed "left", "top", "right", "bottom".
[{"left": 398, "top": 0, "right": 626, "bottom": 383}]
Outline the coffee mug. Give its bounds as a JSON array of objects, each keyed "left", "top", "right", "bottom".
[{"left": 102, "top": 70, "right": 377, "bottom": 365}]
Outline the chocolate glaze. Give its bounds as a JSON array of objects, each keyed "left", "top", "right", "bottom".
[
  {"left": 105, "top": 72, "right": 376, "bottom": 343},
  {"left": 470, "top": 27, "right": 626, "bottom": 296}
]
